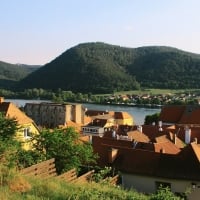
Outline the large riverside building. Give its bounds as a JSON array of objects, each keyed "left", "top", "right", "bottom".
[{"left": 24, "top": 102, "right": 85, "bottom": 128}]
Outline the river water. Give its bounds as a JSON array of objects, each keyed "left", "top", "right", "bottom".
[{"left": 5, "top": 99, "right": 161, "bottom": 125}]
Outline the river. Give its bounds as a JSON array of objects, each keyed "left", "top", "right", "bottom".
[{"left": 5, "top": 99, "right": 161, "bottom": 125}]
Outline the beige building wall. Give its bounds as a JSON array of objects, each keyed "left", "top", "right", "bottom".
[
  {"left": 122, "top": 173, "right": 200, "bottom": 200},
  {"left": 74, "top": 104, "right": 83, "bottom": 124}
]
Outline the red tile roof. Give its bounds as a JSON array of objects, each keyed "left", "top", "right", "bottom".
[
  {"left": 159, "top": 105, "right": 200, "bottom": 125},
  {"left": 92, "top": 132, "right": 200, "bottom": 180},
  {"left": 159, "top": 105, "right": 186, "bottom": 123},
  {"left": 179, "top": 106, "right": 200, "bottom": 124}
]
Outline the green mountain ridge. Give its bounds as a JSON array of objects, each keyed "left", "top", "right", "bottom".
[
  {"left": 0, "top": 61, "right": 41, "bottom": 89},
  {"left": 8, "top": 42, "right": 200, "bottom": 93}
]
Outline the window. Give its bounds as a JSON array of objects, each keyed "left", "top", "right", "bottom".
[{"left": 24, "top": 128, "right": 32, "bottom": 139}]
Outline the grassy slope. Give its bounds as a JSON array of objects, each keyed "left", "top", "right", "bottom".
[{"left": 1, "top": 174, "right": 147, "bottom": 200}]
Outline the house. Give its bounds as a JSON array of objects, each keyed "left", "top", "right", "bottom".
[
  {"left": 0, "top": 97, "right": 40, "bottom": 150},
  {"left": 82, "top": 113, "right": 115, "bottom": 137},
  {"left": 24, "top": 102, "right": 85, "bottom": 129},
  {"left": 92, "top": 134, "right": 200, "bottom": 199},
  {"left": 82, "top": 110, "right": 134, "bottom": 137},
  {"left": 113, "top": 142, "right": 200, "bottom": 200}
]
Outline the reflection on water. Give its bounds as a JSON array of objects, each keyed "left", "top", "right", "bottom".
[{"left": 5, "top": 99, "right": 161, "bottom": 125}]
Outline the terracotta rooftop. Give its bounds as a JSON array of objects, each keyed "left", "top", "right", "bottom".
[
  {"left": 0, "top": 102, "right": 33, "bottom": 125},
  {"left": 112, "top": 142, "right": 200, "bottom": 181},
  {"left": 179, "top": 105, "right": 200, "bottom": 124},
  {"left": 127, "top": 130, "right": 150, "bottom": 143},
  {"left": 159, "top": 105, "right": 186, "bottom": 123},
  {"left": 159, "top": 105, "right": 200, "bottom": 125}
]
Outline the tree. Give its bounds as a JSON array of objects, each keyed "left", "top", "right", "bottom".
[
  {"left": 32, "top": 127, "right": 97, "bottom": 174},
  {"left": 144, "top": 112, "right": 160, "bottom": 125},
  {"left": 0, "top": 112, "right": 21, "bottom": 168}
]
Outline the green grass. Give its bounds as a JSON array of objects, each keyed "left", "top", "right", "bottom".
[
  {"left": 113, "top": 88, "right": 200, "bottom": 96},
  {"left": 0, "top": 175, "right": 147, "bottom": 200},
  {"left": 0, "top": 167, "right": 182, "bottom": 200}
]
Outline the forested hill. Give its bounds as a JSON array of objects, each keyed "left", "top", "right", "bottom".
[
  {"left": 0, "top": 61, "right": 40, "bottom": 89},
  {"left": 18, "top": 42, "right": 200, "bottom": 93}
]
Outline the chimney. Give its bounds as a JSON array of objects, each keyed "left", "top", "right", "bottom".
[
  {"left": 174, "top": 134, "right": 177, "bottom": 145},
  {"left": 137, "top": 125, "right": 142, "bottom": 132},
  {"left": 158, "top": 121, "right": 163, "bottom": 131},
  {"left": 185, "top": 127, "right": 191, "bottom": 144},
  {"left": 108, "top": 148, "right": 118, "bottom": 163},
  {"left": 112, "top": 130, "right": 116, "bottom": 138},
  {"left": 0, "top": 97, "right": 4, "bottom": 104}
]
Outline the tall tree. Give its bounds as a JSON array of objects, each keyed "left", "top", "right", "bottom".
[
  {"left": 32, "top": 127, "right": 97, "bottom": 174},
  {"left": 0, "top": 113, "right": 21, "bottom": 168}
]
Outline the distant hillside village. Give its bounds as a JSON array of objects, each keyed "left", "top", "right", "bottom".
[{"left": 2, "top": 96, "right": 200, "bottom": 199}]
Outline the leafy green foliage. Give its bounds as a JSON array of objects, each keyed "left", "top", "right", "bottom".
[
  {"left": 32, "top": 127, "right": 97, "bottom": 174},
  {"left": 0, "top": 113, "right": 18, "bottom": 140},
  {"left": 0, "top": 113, "right": 21, "bottom": 168},
  {"left": 144, "top": 112, "right": 160, "bottom": 125},
  {"left": 149, "top": 186, "right": 182, "bottom": 200},
  {"left": 92, "top": 166, "right": 112, "bottom": 183}
]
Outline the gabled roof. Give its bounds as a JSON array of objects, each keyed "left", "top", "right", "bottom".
[
  {"left": 141, "top": 125, "right": 171, "bottom": 140},
  {"left": 112, "top": 143, "right": 200, "bottom": 180},
  {"left": 127, "top": 130, "right": 150, "bottom": 143},
  {"left": 114, "top": 111, "right": 133, "bottom": 120},
  {"left": 179, "top": 105, "right": 200, "bottom": 124},
  {"left": 159, "top": 105, "right": 200, "bottom": 125},
  {"left": 159, "top": 105, "right": 186, "bottom": 123},
  {"left": 154, "top": 140, "right": 181, "bottom": 154},
  {"left": 0, "top": 102, "right": 33, "bottom": 125}
]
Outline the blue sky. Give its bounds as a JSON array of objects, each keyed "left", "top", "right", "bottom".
[{"left": 1, "top": 0, "right": 200, "bottom": 65}]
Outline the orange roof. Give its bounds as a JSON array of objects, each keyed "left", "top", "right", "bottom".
[
  {"left": 127, "top": 130, "right": 150, "bottom": 143},
  {"left": 154, "top": 141, "right": 180, "bottom": 154},
  {"left": 191, "top": 142, "right": 200, "bottom": 162},
  {"left": 66, "top": 120, "right": 82, "bottom": 131},
  {"left": 0, "top": 102, "right": 33, "bottom": 125}
]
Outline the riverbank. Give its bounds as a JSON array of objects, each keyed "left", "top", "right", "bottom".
[{"left": 5, "top": 99, "right": 161, "bottom": 125}]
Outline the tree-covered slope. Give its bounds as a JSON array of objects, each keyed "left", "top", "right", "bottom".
[
  {"left": 18, "top": 42, "right": 200, "bottom": 93},
  {"left": 0, "top": 61, "right": 40, "bottom": 89}
]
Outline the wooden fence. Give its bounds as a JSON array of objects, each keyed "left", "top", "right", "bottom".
[
  {"left": 20, "top": 158, "right": 57, "bottom": 178},
  {"left": 57, "top": 168, "right": 77, "bottom": 182},
  {"left": 21, "top": 158, "right": 120, "bottom": 185}
]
